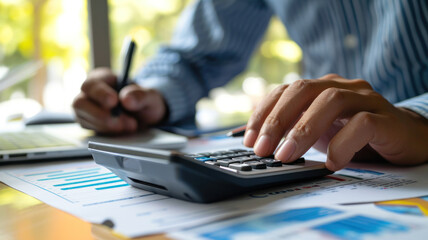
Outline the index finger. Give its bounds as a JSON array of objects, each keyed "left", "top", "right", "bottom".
[
  {"left": 81, "top": 68, "right": 118, "bottom": 109},
  {"left": 244, "top": 84, "right": 288, "bottom": 147},
  {"left": 252, "top": 78, "right": 368, "bottom": 156},
  {"left": 245, "top": 74, "right": 347, "bottom": 148}
]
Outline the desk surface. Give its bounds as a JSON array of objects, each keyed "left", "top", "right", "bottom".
[{"left": 0, "top": 182, "right": 169, "bottom": 240}]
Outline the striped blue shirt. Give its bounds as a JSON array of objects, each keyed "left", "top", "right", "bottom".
[{"left": 136, "top": 0, "right": 428, "bottom": 124}]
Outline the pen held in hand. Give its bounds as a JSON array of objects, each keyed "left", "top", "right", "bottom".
[{"left": 111, "top": 37, "right": 136, "bottom": 117}]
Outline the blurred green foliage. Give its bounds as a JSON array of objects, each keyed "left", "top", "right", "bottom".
[
  {"left": 0, "top": 0, "right": 88, "bottom": 68},
  {"left": 109, "top": 0, "right": 302, "bottom": 90},
  {"left": 0, "top": 0, "right": 302, "bottom": 125}
]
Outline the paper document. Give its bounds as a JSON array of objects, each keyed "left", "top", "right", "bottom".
[
  {"left": 1, "top": 137, "right": 428, "bottom": 237},
  {"left": 0, "top": 159, "right": 268, "bottom": 237},
  {"left": 245, "top": 162, "right": 428, "bottom": 206},
  {"left": 169, "top": 204, "right": 428, "bottom": 240}
]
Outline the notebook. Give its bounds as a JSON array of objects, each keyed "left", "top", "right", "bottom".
[{"left": 0, "top": 123, "right": 187, "bottom": 163}]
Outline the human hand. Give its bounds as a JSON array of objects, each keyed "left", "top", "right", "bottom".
[
  {"left": 243, "top": 74, "right": 428, "bottom": 171},
  {"left": 72, "top": 68, "right": 167, "bottom": 134}
]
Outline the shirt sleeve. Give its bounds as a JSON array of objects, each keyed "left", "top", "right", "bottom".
[
  {"left": 135, "top": 0, "right": 272, "bottom": 124},
  {"left": 395, "top": 92, "right": 428, "bottom": 119}
]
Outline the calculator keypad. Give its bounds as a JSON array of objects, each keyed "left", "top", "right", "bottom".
[{"left": 186, "top": 149, "right": 306, "bottom": 174}]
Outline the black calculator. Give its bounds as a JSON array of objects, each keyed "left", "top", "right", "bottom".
[{"left": 88, "top": 142, "right": 332, "bottom": 203}]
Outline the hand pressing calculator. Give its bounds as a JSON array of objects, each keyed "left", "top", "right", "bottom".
[{"left": 88, "top": 142, "right": 332, "bottom": 203}]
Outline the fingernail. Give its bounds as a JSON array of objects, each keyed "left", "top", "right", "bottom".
[
  {"left": 243, "top": 129, "right": 257, "bottom": 147},
  {"left": 254, "top": 135, "right": 271, "bottom": 155},
  {"left": 275, "top": 139, "right": 296, "bottom": 162},
  {"left": 326, "top": 160, "right": 336, "bottom": 171}
]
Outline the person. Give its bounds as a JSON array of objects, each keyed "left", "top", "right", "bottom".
[{"left": 73, "top": 0, "right": 428, "bottom": 171}]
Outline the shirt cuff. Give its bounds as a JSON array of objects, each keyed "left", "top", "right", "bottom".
[
  {"left": 135, "top": 77, "right": 195, "bottom": 124},
  {"left": 394, "top": 93, "right": 428, "bottom": 119}
]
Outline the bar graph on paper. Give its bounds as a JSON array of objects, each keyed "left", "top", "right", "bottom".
[
  {"left": 173, "top": 206, "right": 425, "bottom": 240},
  {"left": 0, "top": 161, "right": 244, "bottom": 236},
  {"left": 3, "top": 161, "right": 160, "bottom": 207},
  {"left": 4, "top": 160, "right": 416, "bottom": 208}
]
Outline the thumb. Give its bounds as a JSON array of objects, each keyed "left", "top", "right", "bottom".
[
  {"left": 119, "top": 85, "right": 167, "bottom": 126},
  {"left": 119, "top": 84, "right": 152, "bottom": 111}
]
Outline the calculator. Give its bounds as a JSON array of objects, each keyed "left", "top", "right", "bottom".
[{"left": 88, "top": 142, "right": 332, "bottom": 203}]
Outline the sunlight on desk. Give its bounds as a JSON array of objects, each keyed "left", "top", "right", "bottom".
[
  {"left": 0, "top": 183, "right": 92, "bottom": 240},
  {"left": 0, "top": 183, "right": 168, "bottom": 240}
]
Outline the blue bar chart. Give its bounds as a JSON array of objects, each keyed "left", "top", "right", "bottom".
[
  {"left": 200, "top": 207, "right": 343, "bottom": 239},
  {"left": 7, "top": 161, "right": 154, "bottom": 206},
  {"left": 314, "top": 215, "right": 409, "bottom": 240},
  {"left": 35, "top": 167, "right": 129, "bottom": 190},
  {"left": 176, "top": 206, "right": 423, "bottom": 240}
]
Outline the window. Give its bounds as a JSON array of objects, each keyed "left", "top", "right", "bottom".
[
  {"left": 0, "top": 0, "right": 88, "bottom": 121},
  {"left": 0, "top": 0, "right": 302, "bottom": 128}
]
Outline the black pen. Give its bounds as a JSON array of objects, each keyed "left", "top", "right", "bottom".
[{"left": 111, "top": 36, "right": 136, "bottom": 116}]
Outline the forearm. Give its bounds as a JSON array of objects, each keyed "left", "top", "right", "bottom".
[
  {"left": 135, "top": 0, "right": 272, "bottom": 124},
  {"left": 395, "top": 106, "right": 428, "bottom": 164}
]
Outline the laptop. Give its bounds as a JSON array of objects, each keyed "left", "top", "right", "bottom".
[{"left": 0, "top": 123, "right": 188, "bottom": 163}]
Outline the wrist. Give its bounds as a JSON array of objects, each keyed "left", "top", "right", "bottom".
[{"left": 397, "top": 107, "right": 428, "bottom": 163}]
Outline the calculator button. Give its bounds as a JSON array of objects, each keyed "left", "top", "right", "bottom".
[
  {"left": 209, "top": 155, "right": 229, "bottom": 160},
  {"left": 228, "top": 163, "right": 252, "bottom": 171},
  {"left": 261, "top": 158, "right": 282, "bottom": 167},
  {"left": 284, "top": 157, "right": 305, "bottom": 165},
  {"left": 232, "top": 156, "right": 253, "bottom": 162},
  {"left": 231, "top": 152, "right": 249, "bottom": 157},
  {"left": 242, "top": 150, "right": 255, "bottom": 155},
  {"left": 228, "top": 149, "right": 248, "bottom": 152},
  {"left": 185, "top": 154, "right": 204, "bottom": 158},
  {"left": 217, "top": 159, "right": 240, "bottom": 167},
  {"left": 198, "top": 152, "right": 213, "bottom": 157},
  {"left": 249, "top": 155, "right": 263, "bottom": 160},
  {"left": 209, "top": 152, "right": 223, "bottom": 156},
  {"left": 244, "top": 161, "right": 267, "bottom": 169},
  {"left": 224, "top": 151, "right": 238, "bottom": 155},
  {"left": 205, "top": 161, "right": 220, "bottom": 166},
  {"left": 194, "top": 157, "right": 215, "bottom": 162},
  {"left": 214, "top": 151, "right": 229, "bottom": 155},
  {"left": 226, "top": 149, "right": 242, "bottom": 153},
  {"left": 225, "top": 153, "right": 244, "bottom": 158}
]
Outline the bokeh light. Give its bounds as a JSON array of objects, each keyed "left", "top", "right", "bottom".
[
  {"left": 271, "top": 40, "right": 302, "bottom": 63},
  {"left": 0, "top": 0, "right": 303, "bottom": 128},
  {"left": 242, "top": 77, "right": 266, "bottom": 97}
]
